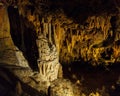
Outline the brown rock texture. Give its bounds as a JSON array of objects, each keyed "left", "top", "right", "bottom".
[{"left": 0, "top": 4, "right": 17, "bottom": 64}]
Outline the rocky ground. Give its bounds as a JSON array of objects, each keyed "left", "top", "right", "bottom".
[{"left": 0, "top": 62, "right": 120, "bottom": 96}]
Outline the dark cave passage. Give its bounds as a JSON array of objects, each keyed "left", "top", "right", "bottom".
[
  {"left": 7, "top": 6, "right": 22, "bottom": 49},
  {"left": 7, "top": 6, "right": 39, "bottom": 71}
]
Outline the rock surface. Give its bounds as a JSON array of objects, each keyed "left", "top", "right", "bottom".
[
  {"left": 36, "top": 34, "right": 61, "bottom": 81},
  {"left": 50, "top": 79, "right": 80, "bottom": 96},
  {"left": 0, "top": 3, "right": 17, "bottom": 65}
]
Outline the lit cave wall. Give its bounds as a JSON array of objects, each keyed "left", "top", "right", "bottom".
[{"left": 0, "top": 0, "right": 120, "bottom": 96}]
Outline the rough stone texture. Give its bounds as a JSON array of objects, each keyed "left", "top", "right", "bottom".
[
  {"left": 0, "top": 46, "right": 33, "bottom": 81},
  {"left": 0, "top": 4, "right": 17, "bottom": 65},
  {"left": 15, "top": 46, "right": 29, "bottom": 68},
  {"left": 0, "top": 4, "right": 15, "bottom": 51},
  {"left": 50, "top": 79, "right": 74, "bottom": 96},
  {"left": 50, "top": 79, "right": 80, "bottom": 96},
  {"left": 36, "top": 34, "right": 61, "bottom": 82},
  {"left": 0, "top": 3, "right": 32, "bottom": 79}
]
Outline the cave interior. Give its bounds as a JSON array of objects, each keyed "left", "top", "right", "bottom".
[{"left": 0, "top": 0, "right": 120, "bottom": 96}]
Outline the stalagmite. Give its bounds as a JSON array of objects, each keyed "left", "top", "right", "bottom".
[{"left": 36, "top": 33, "right": 62, "bottom": 86}]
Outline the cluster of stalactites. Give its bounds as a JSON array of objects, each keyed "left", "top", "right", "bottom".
[
  {"left": 52, "top": 15, "right": 120, "bottom": 65},
  {"left": 8, "top": 0, "right": 119, "bottom": 65}
]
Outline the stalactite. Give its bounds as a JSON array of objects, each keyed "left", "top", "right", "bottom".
[
  {"left": 56, "top": 24, "right": 61, "bottom": 55},
  {"left": 100, "top": 17, "right": 105, "bottom": 32},
  {"left": 48, "top": 23, "right": 52, "bottom": 44},
  {"left": 113, "top": 44, "right": 120, "bottom": 62},
  {"left": 53, "top": 24, "right": 56, "bottom": 46},
  {"left": 46, "top": 23, "right": 49, "bottom": 37},
  {"left": 53, "top": 14, "right": 117, "bottom": 64}
]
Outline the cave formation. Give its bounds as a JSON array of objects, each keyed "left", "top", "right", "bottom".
[{"left": 0, "top": 0, "right": 120, "bottom": 96}]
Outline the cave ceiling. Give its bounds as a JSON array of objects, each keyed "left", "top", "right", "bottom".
[{"left": 1, "top": 0, "right": 120, "bottom": 15}]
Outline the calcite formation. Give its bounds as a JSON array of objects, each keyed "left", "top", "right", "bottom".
[
  {"left": 51, "top": 13, "right": 120, "bottom": 65},
  {"left": 36, "top": 34, "right": 61, "bottom": 82}
]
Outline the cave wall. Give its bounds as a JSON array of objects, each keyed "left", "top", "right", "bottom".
[
  {"left": 0, "top": 0, "right": 120, "bottom": 66},
  {"left": 0, "top": 3, "right": 18, "bottom": 64},
  {"left": 7, "top": 5, "right": 39, "bottom": 70},
  {"left": 0, "top": 4, "right": 15, "bottom": 51}
]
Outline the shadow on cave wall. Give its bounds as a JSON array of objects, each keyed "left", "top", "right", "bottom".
[{"left": 7, "top": 6, "right": 39, "bottom": 71}]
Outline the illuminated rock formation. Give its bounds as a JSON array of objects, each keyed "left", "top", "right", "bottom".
[{"left": 36, "top": 33, "right": 61, "bottom": 82}]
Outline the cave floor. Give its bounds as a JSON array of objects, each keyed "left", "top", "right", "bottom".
[
  {"left": 0, "top": 62, "right": 120, "bottom": 96},
  {"left": 63, "top": 62, "right": 120, "bottom": 95}
]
